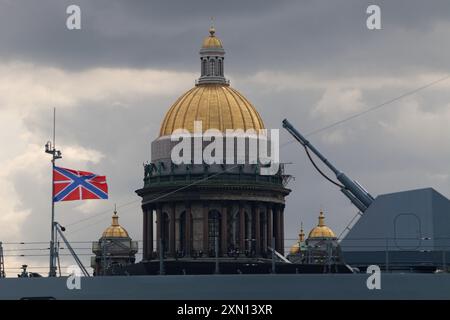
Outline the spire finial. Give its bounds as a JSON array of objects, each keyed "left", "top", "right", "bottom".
[
  {"left": 299, "top": 221, "right": 305, "bottom": 242},
  {"left": 318, "top": 210, "right": 325, "bottom": 227},
  {"left": 112, "top": 204, "right": 119, "bottom": 226}
]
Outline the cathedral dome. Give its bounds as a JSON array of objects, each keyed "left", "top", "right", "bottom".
[
  {"left": 289, "top": 223, "right": 305, "bottom": 254},
  {"left": 289, "top": 242, "right": 300, "bottom": 255},
  {"left": 202, "top": 26, "right": 223, "bottom": 48},
  {"left": 308, "top": 211, "right": 336, "bottom": 239},
  {"left": 159, "top": 84, "right": 265, "bottom": 136},
  {"left": 159, "top": 27, "right": 264, "bottom": 136},
  {"left": 102, "top": 210, "right": 129, "bottom": 238}
]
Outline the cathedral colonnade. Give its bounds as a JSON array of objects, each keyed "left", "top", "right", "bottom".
[{"left": 142, "top": 201, "right": 285, "bottom": 260}]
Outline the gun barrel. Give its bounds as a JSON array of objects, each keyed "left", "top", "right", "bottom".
[
  {"left": 282, "top": 119, "right": 340, "bottom": 175},
  {"left": 336, "top": 172, "right": 373, "bottom": 208},
  {"left": 282, "top": 118, "right": 374, "bottom": 212},
  {"left": 340, "top": 188, "right": 367, "bottom": 212}
]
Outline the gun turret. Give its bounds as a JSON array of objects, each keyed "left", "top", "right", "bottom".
[{"left": 282, "top": 119, "right": 374, "bottom": 212}]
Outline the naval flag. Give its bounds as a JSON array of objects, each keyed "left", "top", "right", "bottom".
[{"left": 53, "top": 166, "right": 108, "bottom": 202}]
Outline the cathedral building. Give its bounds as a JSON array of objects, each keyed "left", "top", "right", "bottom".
[
  {"left": 91, "top": 209, "right": 138, "bottom": 275},
  {"left": 287, "top": 211, "right": 342, "bottom": 267},
  {"left": 136, "top": 27, "right": 291, "bottom": 265}
]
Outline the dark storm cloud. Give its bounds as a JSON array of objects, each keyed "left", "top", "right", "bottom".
[
  {"left": 1, "top": 0, "right": 450, "bottom": 74},
  {"left": 0, "top": 0, "right": 285, "bottom": 71}
]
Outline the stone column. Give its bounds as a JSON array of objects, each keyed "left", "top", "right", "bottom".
[
  {"left": 169, "top": 204, "right": 176, "bottom": 256},
  {"left": 148, "top": 207, "right": 153, "bottom": 259},
  {"left": 262, "top": 211, "right": 268, "bottom": 253},
  {"left": 254, "top": 205, "right": 261, "bottom": 255},
  {"left": 275, "top": 206, "right": 281, "bottom": 252},
  {"left": 185, "top": 202, "right": 191, "bottom": 256},
  {"left": 203, "top": 204, "right": 209, "bottom": 254},
  {"left": 143, "top": 206, "right": 148, "bottom": 260},
  {"left": 221, "top": 204, "right": 228, "bottom": 256},
  {"left": 239, "top": 204, "right": 245, "bottom": 252},
  {"left": 143, "top": 206, "right": 154, "bottom": 260},
  {"left": 267, "top": 205, "right": 273, "bottom": 250},
  {"left": 156, "top": 206, "right": 162, "bottom": 254}
]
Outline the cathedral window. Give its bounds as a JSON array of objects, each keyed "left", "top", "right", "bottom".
[{"left": 208, "top": 210, "right": 221, "bottom": 256}]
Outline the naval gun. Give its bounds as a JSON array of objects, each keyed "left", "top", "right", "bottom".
[
  {"left": 283, "top": 118, "right": 450, "bottom": 271},
  {"left": 282, "top": 119, "right": 374, "bottom": 213}
]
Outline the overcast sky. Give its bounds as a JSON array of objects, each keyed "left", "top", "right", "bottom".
[{"left": 1, "top": 0, "right": 450, "bottom": 276}]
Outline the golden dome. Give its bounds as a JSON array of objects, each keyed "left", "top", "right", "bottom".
[
  {"left": 102, "top": 210, "right": 129, "bottom": 238},
  {"left": 159, "top": 84, "right": 265, "bottom": 136},
  {"left": 308, "top": 211, "right": 336, "bottom": 239},
  {"left": 289, "top": 243, "right": 300, "bottom": 255},
  {"left": 290, "top": 223, "right": 305, "bottom": 254},
  {"left": 202, "top": 26, "right": 223, "bottom": 48}
]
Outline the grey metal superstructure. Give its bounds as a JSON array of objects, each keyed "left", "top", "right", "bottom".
[{"left": 340, "top": 188, "right": 450, "bottom": 269}]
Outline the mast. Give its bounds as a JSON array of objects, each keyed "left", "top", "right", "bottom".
[{"left": 45, "top": 108, "right": 62, "bottom": 277}]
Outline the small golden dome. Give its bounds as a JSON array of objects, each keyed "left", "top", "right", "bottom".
[
  {"left": 308, "top": 211, "right": 336, "bottom": 239},
  {"left": 102, "top": 210, "right": 129, "bottom": 238},
  {"left": 159, "top": 84, "right": 265, "bottom": 136},
  {"left": 202, "top": 26, "right": 223, "bottom": 48},
  {"left": 289, "top": 223, "right": 305, "bottom": 254},
  {"left": 290, "top": 242, "right": 300, "bottom": 255}
]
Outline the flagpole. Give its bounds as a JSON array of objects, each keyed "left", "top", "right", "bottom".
[
  {"left": 45, "top": 108, "right": 62, "bottom": 277},
  {"left": 50, "top": 132, "right": 56, "bottom": 277}
]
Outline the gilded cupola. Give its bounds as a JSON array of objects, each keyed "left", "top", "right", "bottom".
[
  {"left": 159, "top": 26, "right": 265, "bottom": 136},
  {"left": 289, "top": 223, "right": 306, "bottom": 254},
  {"left": 102, "top": 209, "right": 130, "bottom": 238},
  {"left": 307, "top": 211, "right": 336, "bottom": 239}
]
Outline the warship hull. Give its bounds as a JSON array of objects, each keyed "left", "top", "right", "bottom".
[{"left": 2, "top": 273, "right": 450, "bottom": 300}]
